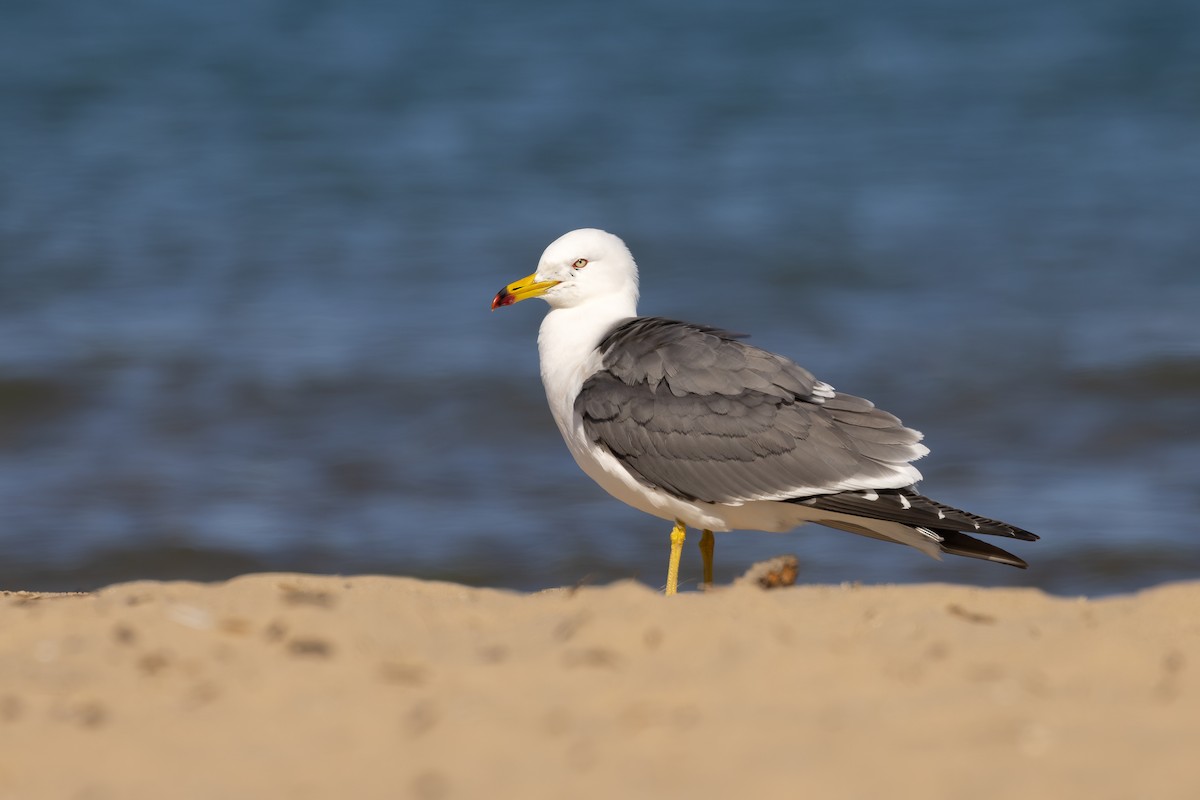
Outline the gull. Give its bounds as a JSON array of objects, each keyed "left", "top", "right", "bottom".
[{"left": 492, "top": 229, "right": 1037, "bottom": 594}]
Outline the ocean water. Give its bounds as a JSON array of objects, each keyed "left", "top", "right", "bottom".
[{"left": 1, "top": 0, "right": 1197, "bottom": 595}]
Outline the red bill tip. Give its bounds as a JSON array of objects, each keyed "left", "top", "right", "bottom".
[{"left": 491, "top": 288, "right": 515, "bottom": 310}]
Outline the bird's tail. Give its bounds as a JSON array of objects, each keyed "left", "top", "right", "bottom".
[{"left": 791, "top": 486, "right": 1037, "bottom": 569}]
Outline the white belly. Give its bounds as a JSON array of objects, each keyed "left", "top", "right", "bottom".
[{"left": 561, "top": 424, "right": 942, "bottom": 560}]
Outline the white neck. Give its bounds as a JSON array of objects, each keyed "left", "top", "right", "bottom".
[{"left": 536, "top": 293, "right": 638, "bottom": 436}]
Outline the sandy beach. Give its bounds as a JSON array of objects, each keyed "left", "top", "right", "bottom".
[{"left": 1, "top": 572, "right": 1197, "bottom": 799}]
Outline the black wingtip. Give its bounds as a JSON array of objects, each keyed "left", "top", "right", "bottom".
[
  {"left": 937, "top": 530, "right": 1029, "bottom": 568},
  {"left": 1008, "top": 526, "right": 1040, "bottom": 542}
]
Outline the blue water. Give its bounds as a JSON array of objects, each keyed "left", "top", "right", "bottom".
[{"left": 2, "top": 0, "right": 1198, "bottom": 594}]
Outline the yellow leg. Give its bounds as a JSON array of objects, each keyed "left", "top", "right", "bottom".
[
  {"left": 699, "top": 529, "right": 714, "bottom": 589},
  {"left": 665, "top": 520, "right": 686, "bottom": 596}
]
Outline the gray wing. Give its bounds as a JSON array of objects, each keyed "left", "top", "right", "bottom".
[{"left": 576, "top": 317, "right": 928, "bottom": 504}]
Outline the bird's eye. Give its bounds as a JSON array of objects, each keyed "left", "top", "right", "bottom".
[{"left": 572, "top": 258, "right": 588, "bottom": 269}]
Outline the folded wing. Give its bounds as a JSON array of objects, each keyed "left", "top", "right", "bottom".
[{"left": 576, "top": 317, "right": 928, "bottom": 504}]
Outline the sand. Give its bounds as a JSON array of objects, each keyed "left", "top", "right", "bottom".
[{"left": 1, "top": 572, "right": 1198, "bottom": 800}]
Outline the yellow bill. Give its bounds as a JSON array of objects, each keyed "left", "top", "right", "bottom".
[{"left": 491, "top": 273, "right": 561, "bottom": 310}]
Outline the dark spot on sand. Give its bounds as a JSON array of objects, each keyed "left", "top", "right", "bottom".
[
  {"left": 553, "top": 612, "right": 590, "bottom": 642},
  {"left": 947, "top": 604, "right": 996, "bottom": 624},
  {"left": 379, "top": 661, "right": 430, "bottom": 685},
  {"left": 411, "top": 769, "right": 449, "bottom": 800},
  {"left": 478, "top": 644, "right": 508, "bottom": 664},
  {"left": 404, "top": 701, "right": 439, "bottom": 737},
  {"left": 562, "top": 647, "right": 621, "bottom": 669},
  {"left": 643, "top": 627, "right": 663, "bottom": 650},
  {"left": 76, "top": 701, "right": 108, "bottom": 729},
  {"left": 287, "top": 638, "right": 333, "bottom": 658},
  {"left": 0, "top": 695, "right": 22, "bottom": 722},
  {"left": 278, "top": 585, "right": 335, "bottom": 609},
  {"left": 262, "top": 620, "right": 288, "bottom": 642},
  {"left": 138, "top": 651, "right": 171, "bottom": 675}
]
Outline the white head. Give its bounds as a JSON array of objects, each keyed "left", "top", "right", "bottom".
[{"left": 491, "top": 229, "right": 639, "bottom": 312}]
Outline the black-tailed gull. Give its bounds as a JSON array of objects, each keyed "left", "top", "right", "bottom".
[{"left": 492, "top": 228, "right": 1037, "bottom": 594}]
